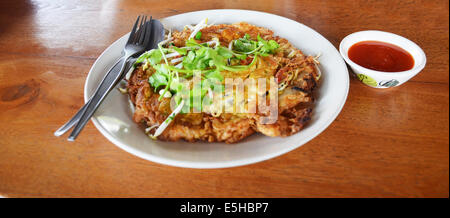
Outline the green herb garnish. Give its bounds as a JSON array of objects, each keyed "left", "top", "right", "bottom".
[
  {"left": 135, "top": 32, "right": 279, "bottom": 112},
  {"left": 195, "top": 31, "right": 202, "bottom": 40},
  {"left": 233, "top": 34, "right": 279, "bottom": 56},
  {"left": 135, "top": 49, "right": 163, "bottom": 66}
]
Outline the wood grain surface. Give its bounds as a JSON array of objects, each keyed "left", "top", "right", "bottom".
[{"left": 0, "top": 0, "right": 448, "bottom": 198}]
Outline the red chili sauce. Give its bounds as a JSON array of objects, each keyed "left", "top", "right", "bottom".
[{"left": 348, "top": 40, "right": 414, "bottom": 72}]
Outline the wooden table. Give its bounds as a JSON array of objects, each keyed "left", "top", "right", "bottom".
[{"left": 0, "top": 0, "right": 448, "bottom": 198}]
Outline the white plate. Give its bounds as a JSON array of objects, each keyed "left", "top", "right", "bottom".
[{"left": 84, "top": 9, "right": 349, "bottom": 169}]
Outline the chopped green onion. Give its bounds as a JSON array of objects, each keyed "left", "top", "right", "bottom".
[{"left": 195, "top": 31, "right": 202, "bottom": 40}]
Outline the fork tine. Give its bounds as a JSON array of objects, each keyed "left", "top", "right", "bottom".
[
  {"left": 127, "top": 15, "right": 141, "bottom": 44},
  {"left": 143, "top": 17, "right": 153, "bottom": 47},
  {"left": 142, "top": 16, "right": 148, "bottom": 40},
  {"left": 139, "top": 16, "right": 149, "bottom": 45},
  {"left": 133, "top": 15, "right": 147, "bottom": 44}
]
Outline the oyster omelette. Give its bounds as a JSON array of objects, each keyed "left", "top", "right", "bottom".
[{"left": 125, "top": 19, "right": 321, "bottom": 143}]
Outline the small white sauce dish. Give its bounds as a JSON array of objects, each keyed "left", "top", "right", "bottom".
[{"left": 339, "top": 30, "right": 426, "bottom": 88}]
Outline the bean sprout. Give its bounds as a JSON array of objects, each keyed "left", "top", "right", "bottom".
[
  {"left": 188, "top": 18, "right": 208, "bottom": 39},
  {"left": 148, "top": 100, "right": 185, "bottom": 139}
]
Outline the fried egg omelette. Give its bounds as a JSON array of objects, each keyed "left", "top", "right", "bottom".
[{"left": 126, "top": 21, "right": 321, "bottom": 143}]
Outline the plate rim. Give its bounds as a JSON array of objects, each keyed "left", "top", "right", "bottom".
[{"left": 84, "top": 9, "right": 350, "bottom": 169}]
